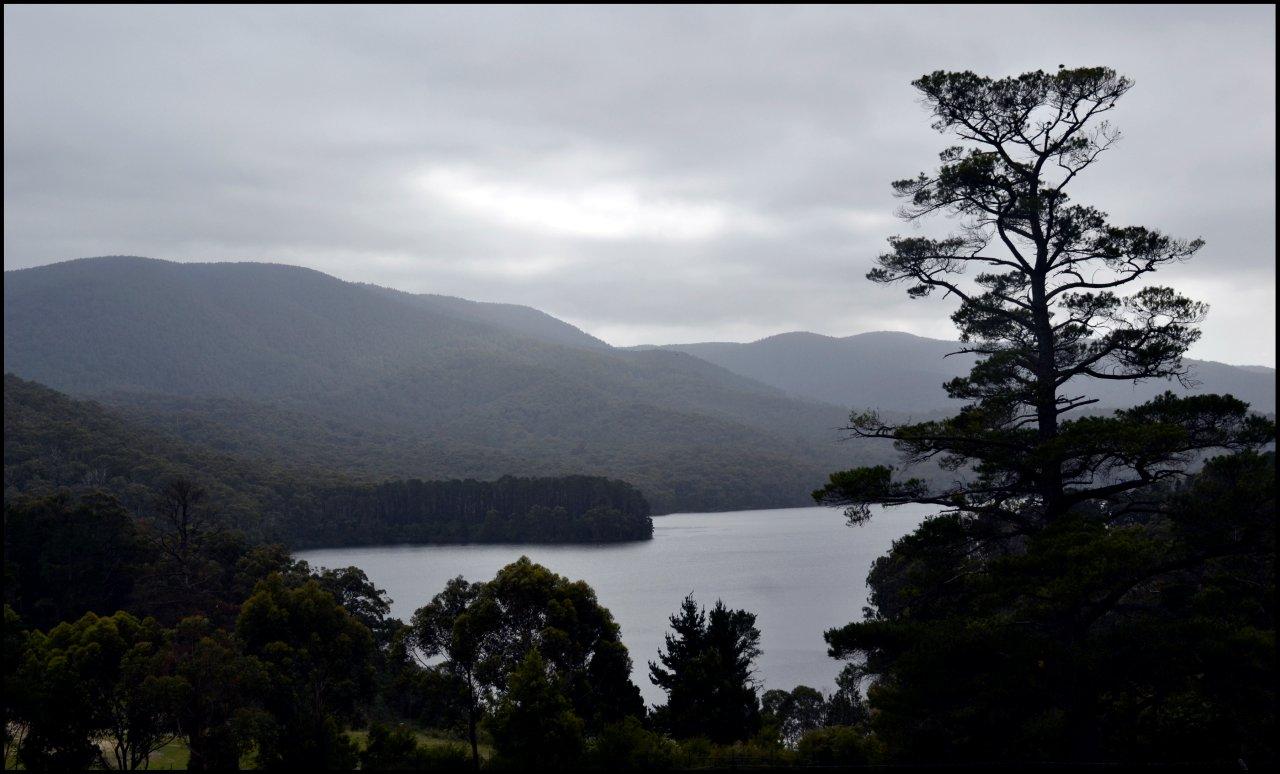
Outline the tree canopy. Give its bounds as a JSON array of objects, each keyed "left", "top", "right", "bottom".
[
  {"left": 814, "top": 67, "right": 1272, "bottom": 530},
  {"left": 649, "top": 595, "right": 763, "bottom": 744},
  {"left": 408, "top": 557, "right": 645, "bottom": 768},
  {"left": 813, "top": 66, "right": 1276, "bottom": 767}
]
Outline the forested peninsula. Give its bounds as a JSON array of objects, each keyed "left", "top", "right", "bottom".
[{"left": 4, "top": 374, "right": 653, "bottom": 548}]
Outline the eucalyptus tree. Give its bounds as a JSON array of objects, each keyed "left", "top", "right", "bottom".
[{"left": 409, "top": 559, "right": 644, "bottom": 769}]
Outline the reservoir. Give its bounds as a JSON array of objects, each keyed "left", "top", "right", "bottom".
[{"left": 298, "top": 503, "right": 933, "bottom": 705}]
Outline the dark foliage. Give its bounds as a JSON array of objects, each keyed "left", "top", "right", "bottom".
[
  {"left": 827, "top": 452, "right": 1275, "bottom": 763},
  {"left": 358, "top": 723, "right": 470, "bottom": 770},
  {"left": 815, "top": 66, "right": 1277, "bottom": 767},
  {"left": 5, "top": 374, "right": 654, "bottom": 547},
  {"left": 278, "top": 475, "right": 652, "bottom": 548},
  {"left": 649, "top": 595, "right": 763, "bottom": 744},
  {"left": 408, "top": 558, "right": 645, "bottom": 769},
  {"left": 3, "top": 493, "right": 155, "bottom": 631},
  {"left": 235, "top": 574, "right": 376, "bottom": 769},
  {"left": 488, "top": 649, "right": 586, "bottom": 769}
]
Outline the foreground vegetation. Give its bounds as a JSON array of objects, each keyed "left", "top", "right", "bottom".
[
  {"left": 2, "top": 64, "right": 1276, "bottom": 770},
  {"left": 4, "top": 447, "right": 1272, "bottom": 769},
  {"left": 811, "top": 65, "right": 1276, "bottom": 765},
  {"left": 0, "top": 503, "right": 882, "bottom": 770}
]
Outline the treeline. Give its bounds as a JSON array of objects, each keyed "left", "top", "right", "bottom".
[
  {"left": 275, "top": 476, "right": 652, "bottom": 548},
  {"left": 4, "top": 374, "right": 652, "bottom": 547},
  {"left": 0, "top": 487, "right": 865, "bottom": 770},
  {"left": 4, "top": 450, "right": 1275, "bottom": 769}
]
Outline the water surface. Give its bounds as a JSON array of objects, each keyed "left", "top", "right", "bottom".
[{"left": 298, "top": 504, "right": 932, "bottom": 704}]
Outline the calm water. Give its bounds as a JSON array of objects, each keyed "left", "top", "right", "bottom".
[{"left": 297, "top": 504, "right": 932, "bottom": 705}]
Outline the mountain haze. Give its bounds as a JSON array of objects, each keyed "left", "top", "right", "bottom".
[
  {"left": 12, "top": 257, "right": 1262, "bottom": 516},
  {"left": 4, "top": 256, "right": 885, "bottom": 513},
  {"left": 651, "top": 331, "right": 1275, "bottom": 415}
]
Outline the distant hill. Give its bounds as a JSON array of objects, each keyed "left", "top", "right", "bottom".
[
  {"left": 4, "top": 256, "right": 899, "bottom": 513},
  {"left": 648, "top": 331, "right": 1275, "bottom": 415},
  {"left": 3, "top": 373, "right": 289, "bottom": 534},
  {"left": 358, "top": 283, "right": 610, "bottom": 350},
  {"left": 3, "top": 374, "right": 652, "bottom": 546}
]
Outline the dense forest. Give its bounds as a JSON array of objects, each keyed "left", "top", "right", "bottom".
[
  {"left": 2, "top": 255, "right": 909, "bottom": 514},
  {"left": 9, "top": 258, "right": 1269, "bottom": 517},
  {"left": 4, "top": 374, "right": 652, "bottom": 547},
  {"left": 5, "top": 450, "right": 1271, "bottom": 769},
  {"left": 276, "top": 477, "right": 652, "bottom": 547}
]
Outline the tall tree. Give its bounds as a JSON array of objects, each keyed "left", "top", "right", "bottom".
[
  {"left": 235, "top": 574, "right": 375, "bottom": 770},
  {"left": 814, "top": 66, "right": 1271, "bottom": 530},
  {"left": 409, "top": 559, "right": 645, "bottom": 768},
  {"left": 408, "top": 576, "right": 491, "bottom": 769},
  {"left": 649, "top": 595, "right": 763, "bottom": 744},
  {"left": 162, "top": 616, "right": 268, "bottom": 771},
  {"left": 488, "top": 649, "right": 586, "bottom": 770},
  {"left": 762, "top": 685, "right": 828, "bottom": 748},
  {"left": 812, "top": 67, "right": 1276, "bottom": 765},
  {"left": 475, "top": 557, "right": 644, "bottom": 729}
]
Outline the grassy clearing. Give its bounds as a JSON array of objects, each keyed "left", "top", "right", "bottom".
[
  {"left": 345, "top": 726, "right": 491, "bottom": 759},
  {"left": 3, "top": 726, "right": 482, "bottom": 770}
]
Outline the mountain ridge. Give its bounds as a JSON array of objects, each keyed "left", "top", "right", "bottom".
[
  {"left": 7, "top": 256, "right": 1268, "bottom": 514},
  {"left": 4, "top": 256, "right": 887, "bottom": 513},
  {"left": 645, "top": 331, "right": 1274, "bottom": 414}
]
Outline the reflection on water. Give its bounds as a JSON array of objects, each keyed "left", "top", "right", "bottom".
[{"left": 297, "top": 504, "right": 932, "bottom": 704}]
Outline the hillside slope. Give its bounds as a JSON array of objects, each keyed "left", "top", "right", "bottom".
[
  {"left": 653, "top": 331, "right": 1275, "bottom": 414},
  {"left": 4, "top": 257, "right": 889, "bottom": 512},
  {"left": 3, "top": 374, "right": 653, "bottom": 545}
]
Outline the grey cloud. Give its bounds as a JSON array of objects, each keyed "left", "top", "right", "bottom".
[{"left": 4, "top": 5, "right": 1275, "bottom": 365}]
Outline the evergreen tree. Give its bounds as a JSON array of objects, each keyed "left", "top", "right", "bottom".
[
  {"left": 814, "top": 66, "right": 1271, "bottom": 530},
  {"left": 649, "top": 595, "right": 763, "bottom": 744},
  {"left": 814, "top": 66, "right": 1276, "bottom": 765}
]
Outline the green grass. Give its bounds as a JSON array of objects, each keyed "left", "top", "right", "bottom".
[
  {"left": 4, "top": 726, "right": 481, "bottom": 770},
  {"left": 142, "top": 739, "right": 191, "bottom": 770},
  {"left": 345, "top": 726, "right": 490, "bottom": 759}
]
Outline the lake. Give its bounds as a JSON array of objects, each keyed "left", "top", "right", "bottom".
[{"left": 297, "top": 504, "right": 933, "bottom": 705}]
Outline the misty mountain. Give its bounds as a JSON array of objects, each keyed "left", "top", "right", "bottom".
[
  {"left": 3, "top": 373, "right": 287, "bottom": 533},
  {"left": 358, "top": 283, "right": 610, "bottom": 350},
  {"left": 4, "top": 256, "right": 896, "bottom": 513},
  {"left": 3, "top": 374, "right": 653, "bottom": 546},
  {"left": 647, "top": 331, "right": 1275, "bottom": 415}
]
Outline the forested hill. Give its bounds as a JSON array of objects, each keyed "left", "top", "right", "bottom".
[
  {"left": 279, "top": 476, "right": 652, "bottom": 548},
  {"left": 357, "top": 283, "right": 610, "bottom": 350},
  {"left": 3, "top": 257, "right": 898, "bottom": 513},
  {"left": 3, "top": 374, "right": 652, "bottom": 545},
  {"left": 647, "top": 331, "right": 1276, "bottom": 414}
]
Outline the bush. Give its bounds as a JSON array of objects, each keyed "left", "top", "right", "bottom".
[
  {"left": 359, "top": 724, "right": 470, "bottom": 770},
  {"left": 796, "top": 725, "right": 881, "bottom": 766},
  {"left": 583, "top": 717, "right": 678, "bottom": 769}
]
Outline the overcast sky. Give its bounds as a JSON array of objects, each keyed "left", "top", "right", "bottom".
[{"left": 4, "top": 5, "right": 1275, "bottom": 365}]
